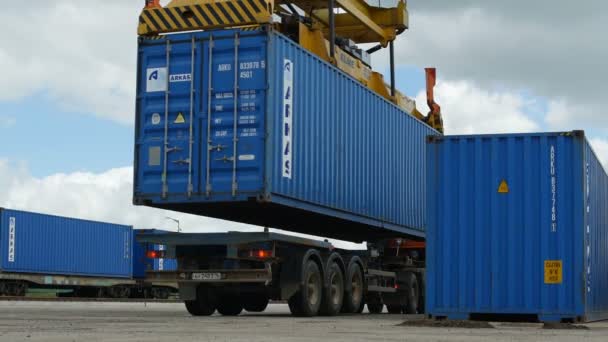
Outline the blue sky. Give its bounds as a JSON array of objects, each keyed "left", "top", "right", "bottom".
[{"left": 0, "top": 95, "right": 133, "bottom": 177}]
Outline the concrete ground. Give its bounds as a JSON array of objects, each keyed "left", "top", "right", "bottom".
[{"left": 0, "top": 301, "right": 606, "bottom": 341}]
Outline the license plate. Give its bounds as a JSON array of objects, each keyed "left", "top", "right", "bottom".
[{"left": 191, "top": 272, "right": 222, "bottom": 281}]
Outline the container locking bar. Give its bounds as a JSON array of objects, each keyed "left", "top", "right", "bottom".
[
  {"left": 205, "top": 36, "right": 214, "bottom": 197},
  {"left": 232, "top": 33, "right": 240, "bottom": 197},
  {"left": 162, "top": 40, "right": 172, "bottom": 199},
  {"left": 187, "top": 36, "right": 196, "bottom": 197}
]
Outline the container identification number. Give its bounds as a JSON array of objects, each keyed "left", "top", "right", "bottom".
[{"left": 550, "top": 145, "right": 557, "bottom": 232}]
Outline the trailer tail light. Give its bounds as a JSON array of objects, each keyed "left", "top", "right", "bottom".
[
  {"left": 239, "top": 249, "right": 274, "bottom": 259},
  {"left": 146, "top": 250, "right": 165, "bottom": 259}
]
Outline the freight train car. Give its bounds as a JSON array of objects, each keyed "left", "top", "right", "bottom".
[{"left": 0, "top": 208, "right": 175, "bottom": 299}]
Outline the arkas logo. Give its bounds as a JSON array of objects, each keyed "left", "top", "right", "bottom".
[
  {"left": 282, "top": 59, "right": 293, "bottom": 179},
  {"left": 149, "top": 70, "right": 159, "bottom": 81},
  {"left": 146, "top": 67, "right": 167, "bottom": 92}
]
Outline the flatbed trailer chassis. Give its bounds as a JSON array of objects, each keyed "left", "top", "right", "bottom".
[{"left": 139, "top": 232, "right": 424, "bottom": 316}]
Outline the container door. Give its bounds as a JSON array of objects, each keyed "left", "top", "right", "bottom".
[
  {"left": 137, "top": 37, "right": 201, "bottom": 198},
  {"left": 201, "top": 33, "right": 266, "bottom": 198}
]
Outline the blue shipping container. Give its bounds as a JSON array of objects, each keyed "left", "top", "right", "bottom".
[
  {"left": 426, "top": 131, "right": 608, "bottom": 322},
  {"left": 134, "top": 27, "right": 437, "bottom": 242},
  {"left": 132, "top": 229, "right": 177, "bottom": 279},
  {"left": 0, "top": 209, "right": 133, "bottom": 279}
]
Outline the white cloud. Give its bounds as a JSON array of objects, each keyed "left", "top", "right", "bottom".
[
  {"left": 590, "top": 138, "right": 608, "bottom": 170},
  {"left": 0, "top": 161, "right": 251, "bottom": 233},
  {"left": 0, "top": 160, "right": 363, "bottom": 249},
  {"left": 415, "top": 80, "right": 539, "bottom": 135},
  {"left": 0, "top": 1, "right": 141, "bottom": 125},
  {"left": 374, "top": 1, "right": 608, "bottom": 132}
]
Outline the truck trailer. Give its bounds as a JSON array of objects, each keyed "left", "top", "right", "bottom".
[{"left": 134, "top": 0, "right": 439, "bottom": 316}]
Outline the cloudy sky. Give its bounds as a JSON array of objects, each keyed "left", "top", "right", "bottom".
[{"left": 0, "top": 1, "right": 606, "bottom": 244}]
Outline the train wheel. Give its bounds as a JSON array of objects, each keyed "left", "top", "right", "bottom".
[
  {"left": 185, "top": 286, "right": 215, "bottom": 316},
  {"left": 108, "top": 286, "right": 131, "bottom": 299},
  {"left": 342, "top": 263, "right": 363, "bottom": 313},
  {"left": 152, "top": 288, "right": 170, "bottom": 300},
  {"left": 216, "top": 296, "right": 243, "bottom": 316},
  {"left": 320, "top": 263, "right": 344, "bottom": 316},
  {"left": 243, "top": 294, "right": 269, "bottom": 312},
  {"left": 288, "top": 260, "right": 323, "bottom": 317}
]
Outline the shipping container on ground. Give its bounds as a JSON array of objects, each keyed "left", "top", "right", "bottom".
[
  {"left": 133, "top": 27, "right": 438, "bottom": 243},
  {"left": 426, "top": 131, "right": 608, "bottom": 323}
]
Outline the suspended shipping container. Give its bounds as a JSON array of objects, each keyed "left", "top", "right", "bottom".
[
  {"left": 426, "top": 131, "right": 608, "bottom": 322},
  {"left": 134, "top": 28, "right": 438, "bottom": 242}
]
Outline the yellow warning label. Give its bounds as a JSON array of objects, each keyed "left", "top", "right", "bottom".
[
  {"left": 498, "top": 180, "right": 509, "bottom": 193},
  {"left": 544, "top": 260, "right": 563, "bottom": 284},
  {"left": 174, "top": 113, "right": 185, "bottom": 124}
]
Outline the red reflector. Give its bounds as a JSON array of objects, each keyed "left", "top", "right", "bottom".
[{"left": 146, "top": 250, "right": 160, "bottom": 259}]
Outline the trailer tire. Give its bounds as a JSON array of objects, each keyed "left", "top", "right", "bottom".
[
  {"left": 185, "top": 286, "right": 216, "bottom": 316},
  {"left": 217, "top": 296, "right": 243, "bottom": 316},
  {"left": 403, "top": 272, "right": 419, "bottom": 314},
  {"left": 288, "top": 260, "right": 323, "bottom": 317},
  {"left": 0, "top": 282, "right": 7, "bottom": 296},
  {"left": 342, "top": 263, "right": 363, "bottom": 313},
  {"left": 320, "top": 262, "right": 344, "bottom": 316},
  {"left": 243, "top": 294, "right": 269, "bottom": 312}
]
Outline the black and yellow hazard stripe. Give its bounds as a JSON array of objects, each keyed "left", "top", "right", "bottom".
[{"left": 138, "top": 0, "right": 272, "bottom": 36}]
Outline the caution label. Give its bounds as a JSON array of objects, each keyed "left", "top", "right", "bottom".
[
  {"left": 544, "top": 260, "right": 562, "bottom": 284},
  {"left": 498, "top": 179, "right": 509, "bottom": 193},
  {"left": 174, "top": 113, "right": 185, "bottom": 124}
]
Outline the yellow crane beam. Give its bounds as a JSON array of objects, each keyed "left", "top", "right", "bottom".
[{"left": 286, "top": 0, "right": 408, "bottom": 46}]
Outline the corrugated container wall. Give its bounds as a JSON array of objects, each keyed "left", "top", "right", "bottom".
[
  {"left": 426, "top": 131, "right": 608, "bottom": 322},
  {"left": 134, "top": 28, "right": 437, "bottom": 242},
  {"left": 0, "top": 209, "right": 133, "bottom": 279}
]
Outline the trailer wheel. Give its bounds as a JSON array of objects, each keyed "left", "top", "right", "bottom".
[
  {"left": 0, "top": 282, "right": 7, "bottom": 296},
  {"left": 366, "top": 294, "right": 383, "bottom": 314},
  {"left": 185, "top": 286, "right": 216, "bottom": 316},
  {"left": 243, "top": 294, "right": 269, "bottom": 312},
  {"left": 217, "top": 296, "right": 243, "bottom": 316},
  {"left": 320, "top": 262, "right": 345, "bottom": 316},
  {"left": 403, "top": 272, "right": 419, "bottom": 314},
  {"left": 342, "top": 263, "right": 363, "bottom": 313},
  {"left": 288, "top": 260, "right": 323, "bottom": 317}
]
